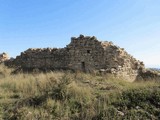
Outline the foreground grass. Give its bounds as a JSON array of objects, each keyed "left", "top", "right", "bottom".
[{"left": 0, "top": 64, "right": 160, "bottom": 120}]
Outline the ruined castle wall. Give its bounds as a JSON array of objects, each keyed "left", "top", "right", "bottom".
[
  {"left": 66, "top": 35, "right": 106, "bottom": 72},
  {"left": 10, "top": 35, "right": 148, "bottom": 81},
  {"left": 14, "top": 48, "right": 70, "bottom": 70}
]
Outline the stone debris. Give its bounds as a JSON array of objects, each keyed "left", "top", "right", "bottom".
[
  {"left": 117, "top": 110, "right": 125, "bottom": 116},
  {"left": 0, "top": 53, "right": 9, "bottom": 63},
  {"left": 7, "top": 35, "right": 159, "bottom": 81}
]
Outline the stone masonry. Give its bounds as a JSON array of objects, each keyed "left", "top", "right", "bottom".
[{"left": 10, "top": 35, "right": 147, "bottom": 81}]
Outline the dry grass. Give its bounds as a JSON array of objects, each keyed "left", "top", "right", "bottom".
[{"left": 0, "top": 64, "right": 159, "bottom": 119}]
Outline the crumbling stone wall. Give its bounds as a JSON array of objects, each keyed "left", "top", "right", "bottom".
[
  {"left": 14, "top": 48, "right": 70, "bottom": 70},
  {"left": 66, "top": 35, "right": 144, "bottom": 80},
  {"left": 11, "top": 35, "right": 147, "bottom": 81},
  {"left": 102, "top": 41, "right": 144, "bottom": 80}
]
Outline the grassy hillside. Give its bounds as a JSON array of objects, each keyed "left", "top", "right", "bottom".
[{"left": 0, "top": 64, "right": 160, "bottom": 120}]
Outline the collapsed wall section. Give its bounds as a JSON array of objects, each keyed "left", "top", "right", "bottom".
[{"left": 101, "top": 42, "right": 145, "bottom": 80}]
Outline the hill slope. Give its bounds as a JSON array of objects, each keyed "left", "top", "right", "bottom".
[{"left": 0, "top": 64, "right": 160, "bottom": 120}]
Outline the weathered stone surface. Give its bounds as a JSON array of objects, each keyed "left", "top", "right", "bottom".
[
  {"left": 0, "top": 53, "right": 9, "bottom": 63},
  {"left": 8, "top": 35, "right": 159, "bottom": 81}
]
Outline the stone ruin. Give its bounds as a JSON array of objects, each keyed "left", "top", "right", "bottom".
[
  {"left": 0, "top": 53, "right": 9, "bottom": 63},
  {"left": 8, "top": 34, "right": 152, "bottom": 81}
]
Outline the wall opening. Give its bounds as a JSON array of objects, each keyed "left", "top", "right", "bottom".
[
  {"left": 81, "top": 62, "right": 86, "bottom": 72},
  {"left": 87, "top": 50, "right": 91, "bottom": 53}
]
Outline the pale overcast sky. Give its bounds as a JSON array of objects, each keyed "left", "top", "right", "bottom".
[{"left": 0, "top": 0, "right": 160, "bottom": 68}]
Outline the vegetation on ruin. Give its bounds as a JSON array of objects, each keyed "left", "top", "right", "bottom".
[{"left": 0, "top": 64, "right": 160, "bottom": 120}]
